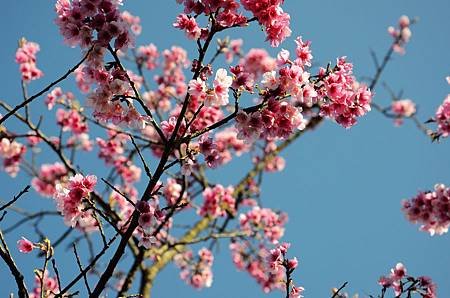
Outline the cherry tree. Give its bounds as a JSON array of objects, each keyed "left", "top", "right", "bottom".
[{"left": 0, "top": 1, "right": 448, "bottom": 298}]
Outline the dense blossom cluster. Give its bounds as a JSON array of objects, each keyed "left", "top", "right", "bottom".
[
  {"left": 319, "top": 57, "right": 372, "bottom": 128},
  {"left": 199, "top": 184, "right": 236, "bottom": 218},
  {"left": 15, "top": 39, "right": 44, "bottom": 82},
  {"left": 388, "top": 15, "right": 412, "bottom": 55},
  {"left": 56, "top": 108, "right": 89, "bottom": 135},
  {"left": 236, "top": 99, "right": 306, "bottom": 142},
  {"left": 175, "top": 248, "right": 214, "bottom": 289},
  {"left": 0, "top": 138, "right": 26, "bottom": 177},
  {"left": 54, "top": 174, "right": 97, "bottom": 228},
  {"left": 378, "top": 263, "right": 436, "bottom": 298},
  {"left": 239, "top": 206, "right": 287, "bottom": 243},
  {"left": 241, "top": 0, "right": 291, "bottom": 47},
  {"left": 232, "top": 37, "right": 372, "bottom": 143},
  {"left": 54, "top": 0, "right": 149, "bottom": 127},
  {"left": 391, "top": 99, "right": 416, "bottom": 125},
  {"left": 31, "top": 162, "right": 68, "bottom": 197},
  {"left": 55, "top": 0, "right": 133, "bottom": 50},
  {"left": 175, "top": 0, "right": 290, "bottom": 47},
  {"left": 402, "top": 184, "right": 450, "bottom": 235}
]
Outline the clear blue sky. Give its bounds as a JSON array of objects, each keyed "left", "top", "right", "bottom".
[{"left": 1, "top": 1, "right": 449, "bottom": 297}]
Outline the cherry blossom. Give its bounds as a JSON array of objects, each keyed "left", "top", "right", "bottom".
[
  {"left": 199, "top": 184, "right": 235, "bottom": 218},
  {"left": 54, "top": 174, "right": 97, "bottom": 228},
  {"left": 241, "top": 0, "right": 291, "bottom": 47},
  {"left": 435, "top": 95, "right": 450, "bottom": 138},
  {"left": 17, "top": 237, "right": 34, "bottom": 253},
  {"left": 402, "top": 184, "right": 450, "bottom": 235},
  {"left": 32, "top": 162, "right": 68, "bottom": 197},
  {"left": 15, "top": 39, "right": 43, "bottom": 82},
  {"left": 378, "top": 263, "right": 437, "bottom": 298},
  {"left": 0, "top": 138, "right": 26, "bottom": 177},
  {"left": 391, "top": 99, "right": 416, "bottom": 125},
  {"left": 388, "top": 15, "right": 413, "bottom": 55}
]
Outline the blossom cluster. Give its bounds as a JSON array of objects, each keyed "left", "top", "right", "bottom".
[
  {"left": 267, "top": 243, "right": 304, "bottom": 298},
  {"left": 378, "top": 263, "right": 436, "bottom": 298},
  {"left": 56, "top": 108, "right": 89, "bottom": 135},
  {"left": 174, "top": 0, "right": 246, "bottom": 39},
  {"left": 55, "top": 0, "right": 149, "bottom": 128},
  {"left": 229, "top": 241, "right": 285, "bottom": 293},
  {"left": 143, "top": 46, "right": 189, "bottom": 115},
  {"left": 199, "top": 184, "right": 236, "bottom": 218},
  {"left": 239, "top": 206, "right": 287, "bottom": 244},
  {"left": 402, "top": 184, "right": 450, "bottom": 235},
  {"left": 229, "top": 241, "right": 302, "bottom": 296},
  {"left": 55, "top": 0, "right": 133, "bottom": 50},
  {"left": 388, "top": 15, "right": 412, "bottom": 55},
  {"left": 29, "top": 272, "right": 61, "bottom": 298},
  {"left": 188, "top": 68, "right": 233, "bottom": 107},
  {"left": 32, "top": 162, "right": 68, "bottom": 197},
  {"left": 0, "top": 138, "right": 26, "bottom": 177},
  {"left": 135, "top": 200, "right": 157, "bottom": 248},
  {"left": 45, "top": 87, "right": 74, "bottom": 110},
  {"left": 175, "top": 248, "right": 214, "bottom": 289},
  {"left": 253, "top": 141, "right": 286, "bottom": 172},
  {"left": 15, "top": 39, "right": 44, "bottom": 82},
  {"left": 241, "top": 0, "right": 291, "bottom": 47},
  {"left": 175, "top": 0, "right": 290, "bottom": 47},
  {"left": 319, "top": 57, "right": 372, "bottom": 128},
  {"left": 232, "top": 37, "right": 372, "bottom": 144},
  {"left": 96, "top": 130, "right": 142, "bottom": 184},
  {"left": 54, "top": 173, "right": 97, "bottom": 228}
]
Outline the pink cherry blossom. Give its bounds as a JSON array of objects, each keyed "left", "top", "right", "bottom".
[
  {"left": 402, "top": 183, "right": 450, "bottom": 235},
  {"left": 15, "top": 39, "right": 43, "bottom": 82},
  {"left": 241, "top": 0, "right": 291, "bottom": 47},
  {"left": 239, "top": 206, "right": 288, "bottom": 244},
  {"left": 175, "top": 248, "right": 214, "bottom": 289},
  {"left": 205, "top": 68, "right": 233, "bottom": 106},
  {"left": 137, "top": 43, "right": 159, "bottom": 70},
  {"left": 54, "top": 174, "right": 97, "bottom": 227},
  {"left": 435, "top": 95, "right": 450, "bottom": 137},
  {"left": 378, "top": 263, "right": 437, "bottom": 298},
  {"left": 173, "top": 14, "right": 201, "bottom": 40},
  {"left": 199, "top": 184, "right": 235, "bottom": 218},
  {"left": 388, "top": 15, "right": 412, "bottom": 55},
  {"left": 32, "top": 162, "right": 68, "bottom": 197},
  {"left": 391, "top": 99, "right": 416, "bottom": 125},
  {"left": 0, "top": 138, "right": 26, "bottom": 177},
  {"left": 17, "top": 237, "right": 34, "bottom": 253}
]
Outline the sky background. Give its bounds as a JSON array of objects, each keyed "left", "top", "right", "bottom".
[{"left": 1, "top": 0, "right": 450, "bottom": 297}]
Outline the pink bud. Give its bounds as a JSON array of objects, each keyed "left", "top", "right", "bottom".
[
  {"left": 288, "top": 257, "right": 298, "bottom": 270},
  {"left": 17, "top": 237, "right": 34, "bottom": 253}
]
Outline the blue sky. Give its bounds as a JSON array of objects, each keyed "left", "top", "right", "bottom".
[{"left": 1, "top": 1, "right": 449, "bottom": 297}]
